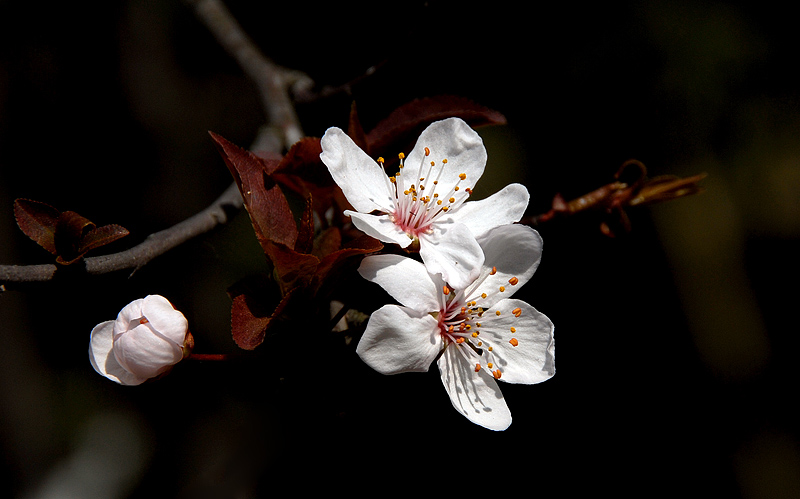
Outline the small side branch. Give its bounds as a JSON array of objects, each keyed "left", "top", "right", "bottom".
[{"left": 1, "top": 182, "right": 243, "bottom": 285}]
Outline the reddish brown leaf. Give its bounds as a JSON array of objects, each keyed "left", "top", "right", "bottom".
[
  {"left": 80, "top": 224, "right": 130, "bottom": 253},
  {"left": 231, "top": 287, "right": 296, "bottom": 350},
  {"left": 312, "top": 227, "right": 342, "bottom": 259},
  {"left": 295, "top": 194, "right": 315, "bottom": 255},
  {"left": 54, "top": 211, "right": 96, "bottom": 265},
  {"left": 210, "top": 131, "right": 298, "bottom": 251},
  {"left": 364, "top": 96, "right": 507, "bottom": 157},
  {"left": 265, "top": 241, "right": 320, "bottom": 295},
  {"left": 313, "top": 234, "right": 383, "bottom": 289},
  {"left": 13, "top": 198, "right": 60, "bottom": 254}
]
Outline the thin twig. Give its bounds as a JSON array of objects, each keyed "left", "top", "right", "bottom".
[
  {"left": 184, "top": 0, "right": 307, "bottom": 148},
  {"left": 1, "top": 182, "right": 243, "bottom": 285}
]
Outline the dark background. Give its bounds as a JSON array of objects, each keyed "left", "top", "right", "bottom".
[{"left": 2, "top": 1, "right": 798, "bottom": 497}]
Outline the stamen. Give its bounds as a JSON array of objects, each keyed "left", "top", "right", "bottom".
[
  {"left": 474, "top": 363, "right": 481, "bottom": 372},
  {"left": 510, "top": 327, "right": 516, "bottom": 333},
  {"left": 424, "top": 147, "right": 430, "bottom": 156},
  {"left": 509, "top": 277, "right": 519, "bottom": 285},
  {"left": 490, "top": 266, "right": 497, "bottom": 275},
  {"left": 509, "top": 338, "right": 519, "bottom": 347},
  {"left": 139, "top": 318, "right": 149, "bottom": 324},
  {"left": 443, "top": 285, "right": 451, "bottom": 296},
  {"left": 499, "top": 286, "right": 506, "bottom": 292},
  {"left": 459, "top": 173, "right": 467, "bottom": 180},
  {"left": 512, "top": 307, "right": 522, "bottom": 317},
  {"left": 493, "top": 370, "right": 502, "bottom": 379},
  {"left": 495, "top": 311, "right": 501, "bottom": 316}
]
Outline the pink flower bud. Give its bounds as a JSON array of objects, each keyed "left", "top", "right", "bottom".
[{"left": 89, "top": 295, "right": 190, "bottom": 385}]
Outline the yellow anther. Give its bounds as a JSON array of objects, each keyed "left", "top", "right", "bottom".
[
  {"left": 449, "top": 197, "right": 455, "bottom": 203},
  {"left": 398, "top": 152, "right": 405, "bottom": 159},
  {"left": 488, "top": 346, "right": 493, "bottom": 351},
  {"left": 424, "top": 147, "right": 430, "bottom": 156},
  {"left": 430, "top": 161, "right": 435, "bottom": 166},
  {"left": 443, "top": 285, "right": 451, "bottom": 296},
  {"left": 437, "top": 200, "right": 442, "bottom": 205},
  {"left": 389, "top": 176, "right": 396, "bottom": 183},
  {"left": 487, "top": 362, "right": 493, "bottom": 369},
  {"left": 509, "top": 277, "right": 519, "bottom": 286},
  {"left": 495, "top": 310, "right": 501, "bottom": 316},
  {"left": 499, "top": 286, "right": 506, "bottom": 292},
  {"left": 442, "top": 206, "right": 449, "bottom": 212},
  {"left": 442, "top": 159, "right": 448, "bottom": 164},
  {"left": 471, "top": 332, "right": 478, "bottom": 338},
  {"left": 433, "top": 180, "right": 439, "bottom": 185},
  {"left": 493, "top": 369, "right": 502, "bottom": 380},
  {"left": 454, "top": 186, "right": 460, "bottom": 191},
  {"left": 459, "top": 173, "right": 467, "bottom": 180},
  {"left": 433, "top": 193, "right": 439, "bottom": 197},
  {"left": 510, "top": 327, "right": 516, "bottom": 333},
  {"left": 456, "top": 337, "right": 465, "bottom": 344},
  {"left": 509, "top": 338, "right": 519, "bottom": 347},
  {"left": 481, "top": 293, "right": 487, "bottom": 299},
  {"left": 512, "top": 307, "right": 522, "bottom": 317},
  {"left": 475, "top": 323, "right": 481, "bottom": 327}
]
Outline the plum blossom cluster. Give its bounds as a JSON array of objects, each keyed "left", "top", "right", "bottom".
[{"left": 321, "top": 117, "right": 555, "bottom": 430}]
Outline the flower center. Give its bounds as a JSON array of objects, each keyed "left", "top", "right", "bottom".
[
  {"left": 378, "top": 147, "right": 472, "bottom": 239},
  {"left": 436, "top": 270, "right": 523, "bottom": 380}
]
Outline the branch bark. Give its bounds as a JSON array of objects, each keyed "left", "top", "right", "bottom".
[{"left": 1, "top": 182, "right": 243, "bottom": 285}]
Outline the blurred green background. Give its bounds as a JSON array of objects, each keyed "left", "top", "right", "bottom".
[{"left": 1, "top": 1, "right": 798, "bottom": 497}]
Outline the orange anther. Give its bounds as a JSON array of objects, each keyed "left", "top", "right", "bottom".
[
  {"left": 454, "top": 186, "right": 460, "bottom": 191},
  {"left": 430, "top": 161, "right": 435, "bottom": 166},
  {"left": 495, "top": 310, "right": 501, "bottom": 316},
  {"left": 443, "top": 285, "right": 451, "bottom": 296},
  {"left": 424, "top": 147, "right": 430, "bottom": 156},
  {"left": 139, "top": 318, "right": 149, "bottom": 325},
  {"left": 481, "top": 293, "right": 487, "bottom": 299},
  {"left": 459, "top": 173, "right": 467, "bottom": 180},
  {"left": 508, "top": 277, "right": 519, "bottom": 285},
  {"left": 499, "top": 286, "right": 506, "bottom": 292},
  {"left": 487, "top": 362, "right": 493, "bottom": 369},
  {"left": 512, "top": 307, "right": 522, "bottom": 317},
  {"left": 456, "top": 337, "right": 465, "bottom": 344},
  {"left": 449, "top": 197, "right": 455, "bottom": 203},
  {"left": 377, "top": 157, "right": 384, "bottom": 164},
  {"left": 490, "top": 266, "right": 497, "bottom": 275},
  {"left": 493, "top": 370, "right": 502, "bottom": 379},
  {"left": 398, "top": 152, "right": 405, "bottom": 159},
  {"left": 510, "top": 327, "right": 516, "bottom": 333},
  {"left": 475, "top": 363, "right": 481, "bottom": 372},
  {"left": 471, "top": 332, "right": 478, "bottom": 338},
  {"left": 509, "top": 338, "right": 519, "bottom": 347}
]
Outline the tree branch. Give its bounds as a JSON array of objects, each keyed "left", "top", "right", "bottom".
[{"left": 1, "top": 182, "right": 243, "bottom": 285}]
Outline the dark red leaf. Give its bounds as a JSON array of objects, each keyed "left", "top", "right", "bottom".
[
  {"left": 13, "top": 198, "right": 60, "bottom": 254},
  {"left": 364, "top": 96, "right": 507, "bottom": 157},
  {"left": 231, "top": 287, "right": 296, "bottom": 350},
  {"left": 347, "top": 101, "right": 368, "bottom": 151},
  {"left": 265, "top": 241, "right": 320, "bottom": 295},
  {"left": 54, "top": 211, "right": 96, "bottom": 264},
  {"left": 79, "top": 224, "right": 130, "bottom": 254},
  {"left": 210, "top": 132, "right": 298, "bottom": 251}
]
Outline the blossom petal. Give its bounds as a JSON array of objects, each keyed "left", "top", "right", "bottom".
[
  {"left": 346, "top": 210, "right": 413, "bottom": 248},
  {"left": 89, "top": 321, "right": 147, "bottom": 386},
  {"left": 114, "top": 324, "right": 183, "bottom": 380},
  {"left": 141, "top": 295, "right": 188, "bottom": 345},
  {"left": 320, "top": 127, "right": 394, "bottom": 213},
  {"left": 358, "top": 254, "right": 441, "bottom": 312},
  {"left": 466, "top": 224, "right": 543, "bottom": 306},
  {"left": 480, "top": 299, "right": 555, "bottom": 385},
  {"left": 114, "top": 298, "right": 145, "bottom": 337},
  {"left": 402, "top": 118, "right": 487, "bottom": 196},
  {"left": 418, "top": 222, "right": 484, "bottom": 290},
  {"left": 356, "top": 304, "right": 442, "bottom": 375},
  {"left": 449, "top": 183, "right": 530, "bottom": 239},
  {"left": 437, "top": 344, "right": 512, "bottom": 430}
]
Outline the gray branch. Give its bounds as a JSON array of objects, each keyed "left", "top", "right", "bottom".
[{"left": 1, "top": 182, "right": 243, "bottom": 285}]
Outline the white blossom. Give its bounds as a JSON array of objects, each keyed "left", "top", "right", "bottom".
[
  {"left": 321, "top": 117, "right": 529, "bottom": 290},
  {"left": 356, "top": 224, "right": 554, "bottom": 430},
  {"left": 89, "top": 295, "right": 190, "bottom": 385}
]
